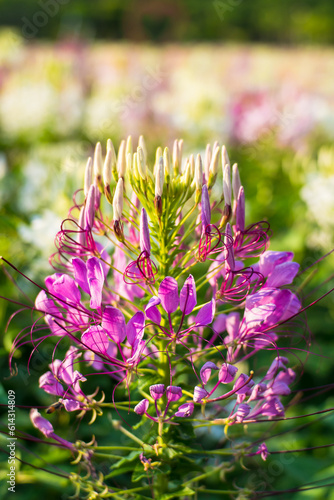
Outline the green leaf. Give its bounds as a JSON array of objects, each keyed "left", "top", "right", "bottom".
[{"left": 160, "top": 486, "right": 195, "bottom": 500}]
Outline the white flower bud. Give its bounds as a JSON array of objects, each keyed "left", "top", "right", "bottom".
[
  {"left": 117, "top": 140, "right": 126, "bottom": 179},
  {"left": 222, "top": 145, "right": 230, "bottom": 168},
  {"left": 113, "top": 178, "right": 124, "bottom": 221},
  {"left": 163, "top": 147, "right": 171, "bottom": 179},
  {"left": 93, "top": 142, "right": 103, "bottom": 179},
  {"left": 106, "top": 139, "right": 117, "bottom": 168},
  {"left": 188, "top": 154, "right": 195, "bottom": 178},
  {"left": 223, "top": 163, "right": 232, "bottom": 206},
  {"left": 154, "top": 146, "right": 163, "bottom": 176},
  {"left": 103, "top": 149, "right": 113, "bottom": 187},
  {"left": 138, "top": 135, "right": 147, "bottom": 166},
  {"left": 204, "top": 143, "right": 212, "bottom": 182},
  {"left": 126, "top": 135, "right": 133, "bottom": 158},
  {"left": 137, "top": 146, "right": 146, "bottom": 179},
  {"left": 209, "top": 145, "right": 220, "bottom": 177},
  {"left": 84, "top": 157, "right": 93, "bottom": 197},
  {"left": 232, "top": 163, "right": 241, "bottom": 202},
  {"left": 126, "top": 152, "right": 132, "bottom": 172},
  {"left": 195, "top": 154, "right": 203, "bottom": 190},
  {"left": 155, "top": 157, "right": 164, "bottom": 197},
  {"left": 173, "top": 139, "right": 179, "bottom": 173}
]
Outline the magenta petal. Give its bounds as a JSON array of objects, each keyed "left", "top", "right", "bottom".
[
  {"left": 200, "top": 361, "right": 219, "bottom": 385},
  {"left": 30, "top": 408, "right": 54, "bottom": 437},
  {"left": 219, "top": 363, "right": 238, "bottom": 384},
  {"left": 225, "top": 312, "right": 240, "bottom": 341},
  {"left": 61, "top": 346, "right": 81, "bottom": 385},
  {"left": 175, "top": 402, "right": 194, "bottom": 417},
  {"left": 102, "top": 306, "right": 126, "bottom": 344},
  {"left": 166, "top": 385, "right": 182, "bottom": 402},
  {"left": 195, "top": 299, "right": 216, "bottom": 326},
  {"left": 72, "top": 258, "right": 90, "bottom": 294},
  {"left": 180, "top": 275, "right": 197, "bottom": 315},
  {"left": 265, "top": 356, "right": 289, "bottom": 380},
  {"left": 145, "top": 296, "right": 161, "bottom": 324},
  {"left": 35, "top": 290, "right": 60, "bottom": 316},
  {"left": 127, "top": 339, "right": 145, "bottom": 367},
  {"left": 212, "top": 314, "right": 227, "bottom": 334},
  {"left": 39, "top": 371, "right": 65, "bottom": 397},
  {"left": 149, "top": 384, "right": 165, "bottom": 400},
  {"left": 158, "top": 277, "right": 179, "bottom": 314},
  {"left": 233, "top": 373, "right": 254, "bottom": 394},
  {"left": 235, "top": 186, "right": 245, "bottom": 232},
  {"left": 201, "top": 184, "right": 211, "bottom": 228},
  {"left": 245, "top": 288, "right": 301, "bottom": 331},
  {"left": 87, "top": 257, "right": 104, "bottom": 309},
  {"left": 265, "top": 261, "right": 300, "bottom": 288},
  {"left": 193, "top": 386, "right": 209, "bottom": 403},
  {"left": 235, "top": 403, "right": 251, "bottom": 422},
  {"left": 126, "top": 311, "right": 145, "bottom": 346},
  {"left": 45, "top": 314, "right": 66, "bottom": 337},
  {"left": 263, "top": 381, "right": 291, "bottom": 397},
  {"left": 260, "top": 251, "right": 294, "bottom": 277},
  {"left": 140, "top": 208, "right": 151, "bottom": 254},
  {"left": 81, "top": 325, "right": 109, "bottom": 355},
  {"left": 62, "top": 399, "right": 82, "bottom": 412},
  {"left": 134, "top": 399, "right": 149, "bottom": 415},
  {"left": 46, "top": 274, "right": 81, "bottom": 305},
  {"left": 96, "top": 242, "right": 111, "bottom": 278}
]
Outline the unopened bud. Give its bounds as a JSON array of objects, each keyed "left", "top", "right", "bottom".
[
  {"left": 85, "top": 184, "right": 95, "bottom": 230},
  {"left": 103, "top": 149, "right": 113, "bottom": 204},
  {"left": 189, "top": 154, "right": 195, "bottom": 178},
  {"left": 222, "top": 145, "right": 230, "bottom": 168},
  {"left": 137, "top": 146, "right": 147, "bottom": 179},
  {"left": 140, "top": 208, "right": 151, "bottom": 254},
  {"left": 84, "top": 157, "right": 93, "bottom": 198},
  {"left": 201, "top": 184, "right": 211, "bottom": 229},
  {"left": 126, "top": 135, "right": 133, "bottom": 158},
  {"left": 113, "top": 178, "right": 124, "bottom": 221},
  {"left": 195, "top": 154, "right": 203, "bottom": 204},
  {"left": 183, "top": 160, "right": 191, "bottom": 186},
  {"left": 223, "top": 163, "right": 232, "bottom": 206},
  {"left": 207, "top": 145, "right": 220, "bottom": 189},
  {"left": 155, "top": 157, "right": 164, "bottom": 197},
  {"left": 232, "top": 163, "right": 241, "bottom": 202},
  {"left": 93, "top": 142, "right": 103, "bottom": 182},
  {"left": 204, "top": 144, "right": 212, "bottom": 182},
  {"left": 236, "top": 186, "right": 245, "bottom": 232},
  {"left": 117, "top": 140, "right": 126, "bottom": 179},
  {"left": 163, "top": 147, "right": 171, "bottom": 180},
  {"left": 107, "top": 139, "right": 117, "bottom": 181},
  {"left": 138, "top": 135, "right": 147, "bottom": 165},
  {"left": 103, "top": 149, "right": 113, "bottom": 187}
]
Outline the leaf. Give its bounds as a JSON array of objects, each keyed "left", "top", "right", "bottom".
[{"left": 160, "top": 486, "right": 195, "bottom": 500}]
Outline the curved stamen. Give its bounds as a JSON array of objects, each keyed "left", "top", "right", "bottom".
[
  {"left": 234, "top": 221, "right": 271, "bottom": 259},
  {"left": 217, "top": 267, "right": 264, "bottom": 303},
  {"left": 124, "top": 251, "right": 158, "bottom": 285}
]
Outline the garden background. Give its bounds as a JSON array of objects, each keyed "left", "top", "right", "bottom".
[{"left": 0, "top": 1, "right": 333, "bottom": 499}]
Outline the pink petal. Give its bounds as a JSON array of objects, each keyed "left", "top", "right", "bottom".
[
  {"left": 180, "top": 275, "right": 197, "bottom": 315},
  {"left": 158, "top": 277, "right": 179, "bottom": 314},
  {"left": 102, "top": 306, "right": 126, "bottom": 344}
]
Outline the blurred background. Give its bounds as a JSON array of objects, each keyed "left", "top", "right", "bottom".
[{"left": 0, "top": 1, "right": 333, "bottom": 498}]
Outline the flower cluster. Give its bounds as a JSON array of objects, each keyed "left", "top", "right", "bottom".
[{"left": 7, "top": 136, "right": 303, "bottom": 496}]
